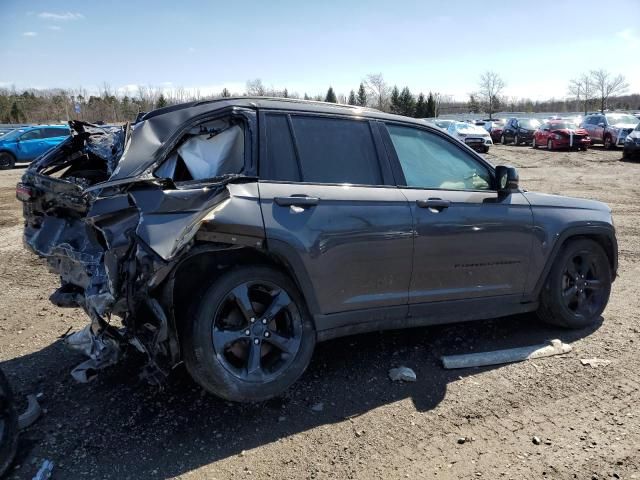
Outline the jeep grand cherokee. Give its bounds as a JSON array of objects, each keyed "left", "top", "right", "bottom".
[{"left": 17, "top": 98, "right": 617, "bottom": 401}]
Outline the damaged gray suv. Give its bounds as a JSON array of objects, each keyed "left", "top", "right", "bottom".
[{"left": 18, "top": 98, "right": 617, "bottom": 402}]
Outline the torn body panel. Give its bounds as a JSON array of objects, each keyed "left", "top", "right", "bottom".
[{"left": 19, "top": 116, "right": 264, "bottom": 382}]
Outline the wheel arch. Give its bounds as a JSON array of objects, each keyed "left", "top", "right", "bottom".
[
  {"left": 162, "top": 243, "right": 319, "bottom": 360},
  {"left": 531, "top": 225, "right": 618, "bottom": 299}
]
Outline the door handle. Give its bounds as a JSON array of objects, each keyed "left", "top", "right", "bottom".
[
  {"left": 274, "top": 196, "right": 319, "bottom": 207},
  {"left": 416, "top": 198, "right": 450, "bottom": 210}
]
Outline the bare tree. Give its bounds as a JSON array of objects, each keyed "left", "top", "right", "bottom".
[
  {"left": 590, "top": 69, "right": 629, "bottom": 113},
  {"left": 477, "top": 71, "right": 505, "bottom": 119},
  {"left": 364, "top": 73, "right": 389, "bottom": 111},
  {"left": 246, "top": 78, "right": 266, "bottom": 96},
  {"left": 568, "top": 74, "right": 595, "bottom": 115}
]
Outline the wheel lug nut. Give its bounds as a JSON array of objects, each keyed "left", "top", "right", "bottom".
[
  {"left": 245, "top": 329, "right": 251, "bottom": 336},
  {"left": 254, "top": 338, "right": 260, "bottom": 345},
  {"left": 262, "top": 318, "right": 268, "bottom": 325},
  {"left": 264, "top": 331, "right": 270, "bottom": 338},
  {"left": 250, "top": 317, "right": 255, "bottom": 323}
]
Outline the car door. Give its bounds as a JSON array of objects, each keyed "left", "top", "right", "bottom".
[
  {"left": 16, "top": 129, "right": 46, "bottom": 161},
  {"left": 380, "top": 122, "right": 534, "bottom": 313},
  {"left": 258, "top": 112, "right": 414, "bottom": 324},
  {"left": 504, "top": 119, "right": 516, "bottom": 142},
  {"left": 592, "top": 115, "right": 606, "bottom": 143},
  {"left": 538, "top": 123, "right": 550, "bottom": 145}
]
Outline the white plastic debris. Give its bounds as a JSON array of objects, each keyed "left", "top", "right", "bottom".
[
  {"left": 441, "top": 339, "right": 572, "bottom": 369},
  {"left": 580, "top": 358, "right": 611, "bottom": 368},
  {"left": 32, "top": 459, "right": 54, "bottom": 480},
  {"left": 388, "top": 366, "right": 417, "bottom": 382}
]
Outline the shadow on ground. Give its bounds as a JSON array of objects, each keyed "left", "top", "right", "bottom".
[{"left": 1, "top": 313, "right": 601, "bottom": 479}]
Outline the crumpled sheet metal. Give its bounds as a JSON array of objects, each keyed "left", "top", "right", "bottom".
[{"left": 64, "top": 325, "right": 120, "bottom": 382}]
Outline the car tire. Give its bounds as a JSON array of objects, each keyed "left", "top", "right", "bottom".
[
  {"left": 514, "top": 134, "right": 519, "bottom": 145},
  {"left": 0, "top": 152, "right": 15, "bottom": 170},
  {"left": 537, "top": 238, "right": 612, "bottom": 329},
  {"left": 501, "top": 135, "right": 507, "bottom": 145},
  {"left": 482, "top": 146, "right": 489, "bottom": 153},
  {"left": 604, "top": 135, "right": 613, "bottom": 149},
  {"left": 547, "top": 139, "right": 554, "bottom": 151},
  {"left": 0, "top": 369, "right": 18, "bottom": 477},
  {"left": 532, "top": 137, "right": 537, "bottom": 149},
  {"left": 182, "top": 266, "right": 316, "bottom": 402},
  {"left": 622, "top": 149, "right": 630, "bottom": 159}
]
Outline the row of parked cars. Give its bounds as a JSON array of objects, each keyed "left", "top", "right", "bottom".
[{"left": 426, "top": 112, "right": 640, "bottom": 159}]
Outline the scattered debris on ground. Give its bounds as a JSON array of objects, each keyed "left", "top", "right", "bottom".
[
  {"left": 32, "top": 459, "right": 54, "bottom": 480},
  {"left": 441, "top": 339, "right": 572, "bottom": 369},
  {"left": 17, "top": 393, "right": 42, "bottom": 430},
  {"left": 388, "top": 366, "right": 417, "bottom": 382},
  {"left": 580, "top": 358, "right": 612, "bottom": 368}
]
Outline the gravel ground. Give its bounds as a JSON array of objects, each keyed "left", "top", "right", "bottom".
[{"left": 0, "top": 144, "right": 639, "bottom": 479}]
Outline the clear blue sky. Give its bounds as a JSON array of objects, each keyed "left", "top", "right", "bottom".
[{"left": 1, "top": 0, "right": 639, "bottom": 101}]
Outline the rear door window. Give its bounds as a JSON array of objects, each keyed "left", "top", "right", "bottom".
[
  {"left": 45, "top": 128, "right": 69, "bottom": 138},
  {"left": 262, "top": 114, "right": 301, "bottom": 182},
  {"left": 290, "top": 116, "right": 383, "bottom": 185}
]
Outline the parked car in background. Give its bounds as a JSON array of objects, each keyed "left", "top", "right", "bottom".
[
  {"left": 0, "top": 127, "right": 15, "bottom": 137},
  {"left": 581, "top": 113, "right": 639, "bottom": 149},
  {"left": 532, "top": 120, "right": 591, "bottom": 151},
  {"left": 501, "top": 118, "right": 541, "bottom": 145},
  {"left": 433, "top": 119, "right": 455, "bottom": 131},
  {"left": 447, "top": 121, "right": 493, "bottom": 153},
  {"left": 17, "top": 98, "right": 617, "bottom": 402},
  {"left": 623, "top": 123, "right": 640, "bottom": 159},
  {"left": 485, "top": 119, "right": 506, "bottom": 142},
  {"left": 0, "top": 125, "right": 70, "bottom": 169}
]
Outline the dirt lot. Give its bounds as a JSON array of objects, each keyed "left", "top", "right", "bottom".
[{"left": 0, "top": 145, "right": 639, "bottom": 479}]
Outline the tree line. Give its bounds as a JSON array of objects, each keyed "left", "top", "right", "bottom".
[{"left": 0, "top": 70, "right": 635, "bottom": 125}]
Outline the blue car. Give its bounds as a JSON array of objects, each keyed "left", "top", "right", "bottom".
[{"left": 0, "top": 125, "right": 70, "bottom": 169}]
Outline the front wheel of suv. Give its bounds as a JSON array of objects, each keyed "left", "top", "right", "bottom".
[
  {"left": 537, "top": 239, "right": 612, "bottom": 329},
  {"left": 183, "top": 266, "right": 316, "bottom": 402}
]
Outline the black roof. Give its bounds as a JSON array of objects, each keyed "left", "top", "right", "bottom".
[{"left": 140, "top": 96, "right": 428, "bottom": 126}]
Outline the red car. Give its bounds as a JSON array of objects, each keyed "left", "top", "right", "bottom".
[{"left": 532, "top": 120, "right": 591, "bottom": 151}]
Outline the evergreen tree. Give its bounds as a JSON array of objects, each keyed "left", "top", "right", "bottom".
[
  {"left": 10, "top": 102, "right": 24, "bottom": 123},
  {"left": 415, "top": 93, "right": 426, "bottom": 118},
  {"left": 390, "top": 86, "right": 400, "bottom": 113},
  {"left": 157, "top": 94, "right": 168, "bottom": 108},
  {"left": 398, "top": 87, "right": 415, "bottom": 117},
  {"left": 221, "top": 88, "right": 231, "bottom": 98},
  {"left": 348, "top": 90, "right": 357, "bottom": 105},
  {"left": 283, "top": 88, "right": 289, "bottom": 98},
  {"left": 303, "top": 93, "right": 310, "bottom": 101},
  {"left": 324, "top": 86, "right": 337, "bottom": 103},
  {"left": 356, "top": 83, "right": 367, "bottom": 106},
  {"left": 426, "top": 92, "right": 436, "bottom": 118},
  {"left": 468, "top": 94, "right": 480, "bottom": 113}
]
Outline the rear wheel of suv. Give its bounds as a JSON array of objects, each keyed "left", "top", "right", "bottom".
[
  {"left": 537, "top": 239, "right": 611, "bottom": 329},
  {"left": 547, "top": 139, "right": 554, "bottom": 151},
  {"left": 0, "top": 152, "right": 15, "bottom": 170},
  {"left": 532, "top": 137, "right": 537, "bottom": 149},
  {"left": 501, "top": 135, "right": 507, "bottom": 145},
  {"left": 604, "top": 135, "right": 613, "bottom": 149},
  {"left": 183, "top": 266, "right": 316, "bottom": 402},
  {"left": 514, "top": 134, "right": 520, "bottom": 145}
]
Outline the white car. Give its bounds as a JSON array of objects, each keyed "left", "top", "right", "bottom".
[{"left": 447, "top": 121, "right": 493, "bottom": 153}]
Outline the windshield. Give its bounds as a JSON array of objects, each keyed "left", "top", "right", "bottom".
[
  {"left": 606, "top": 114, "right": 639, "bottom": 125},
  {"left": 435, "top": 120, "right": 453, "bottom": 128},
  {"left": 0, "top": 128, "right": 27, "bottom": 141},
  {"left": 519, "top": 119, "right": 541, "bottom": 129},
  {"left": 549, "top": 122, "right": 578, "bottom": 129}
]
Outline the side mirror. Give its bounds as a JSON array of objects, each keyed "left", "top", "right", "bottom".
[
  {"left": 495, "top": 165, "right": 519, "bottom": 194},
  {"left": 598, "top": 122, "right": 606, "bottom": 127}
]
